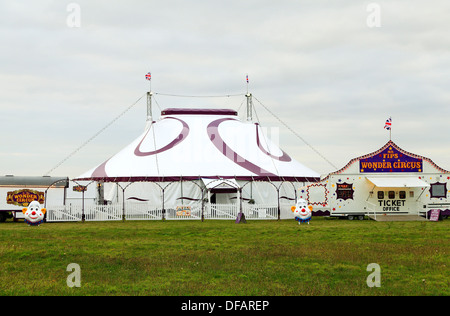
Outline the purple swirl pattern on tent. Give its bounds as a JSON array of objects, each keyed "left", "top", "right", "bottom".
[
  {"left": 91, "top": 159, "right": 109, "bottom": 178},
  {"left": 90, "top": 117, "right": 189, "bottom": 178},
  {"left": 134, "top": 117, "right": 190, "bottom": 156},
  {"left": 207, "top": 118, "right": 277, "bottom": 177},
  {"left": 255, "top": 123, "right": 291, "bottom": 162},
  {"left": 88, "top": 114, "right": 311, "bottom": 181},
  {"left": 127, "top": 197, "right": 149, "bottom": 202}
]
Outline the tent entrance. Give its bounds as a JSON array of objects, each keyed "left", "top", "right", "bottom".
[
  {"left": 210, "top": 191, "right": 238, "bottom": 204},
  {"left": 201, "top": 178, "right": 240, "bottom": 205}
]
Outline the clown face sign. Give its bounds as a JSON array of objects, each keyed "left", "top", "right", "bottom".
[
  {"left": 291, "top": 198, "right": 313, "bottom": 225},
  {"left": 22, "top": 201, "right": 46, "bottom": 226}
]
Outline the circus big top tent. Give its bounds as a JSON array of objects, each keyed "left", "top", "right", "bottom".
[
  {"left": 70, "top": 94, "right": 320, "bottom": 220},
  {"left": 76, "top": 107, "right": 319, "bottom": 183}
]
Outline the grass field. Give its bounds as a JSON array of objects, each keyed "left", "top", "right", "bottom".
[{"left": 0, "top": 217, "right": 448, "bottom": 296}]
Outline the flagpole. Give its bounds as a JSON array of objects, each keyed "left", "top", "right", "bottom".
[
  {"left": 384, "top": 116, "right": 392, "bottom": 141},
  {"left": 246, "top": 73, "right": 249, "bottom": 95},
  {"left": 245, "top": 74, "right": 252, "bottom": 122},
  {"left": 390, "top": 116, "right": 392, "bottom": 141},
  {"left": 146, "top": 72, "right": 152, "bottom": 123}
]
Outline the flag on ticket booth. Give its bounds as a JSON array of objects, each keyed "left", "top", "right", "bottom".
[{"left": 384, "top": 117, "right": 392, "bottom": 130}]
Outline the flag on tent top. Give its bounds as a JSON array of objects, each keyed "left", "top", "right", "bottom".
[
  {"left": 145, "top": 72, "right": 151, "bottom": 81},
  {"left": 246, "top": 74, "right": 249, "bottom": 83},
  {"left": 384, "top": 117, "right": 392, "bottom": 130}
]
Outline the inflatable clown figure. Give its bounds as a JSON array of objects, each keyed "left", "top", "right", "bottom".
[
  {"left": 291, "top": 198, "right": 313, "bottom": 225},
  {"left": 22, "top": 200, "right": 46, "bottom": 226}
]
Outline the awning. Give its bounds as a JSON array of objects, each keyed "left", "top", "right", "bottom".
[
  {"left": 366, "top": 177, "right": 430, "bottom": 188},
  {"left": 201, "top": 178, "right": 240, "bottom": 190}
]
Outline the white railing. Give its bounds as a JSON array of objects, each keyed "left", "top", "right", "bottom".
[
  {"left": 365, "top": 201, "right": 426, "bottom": 220},
  {"left": 365, "top": 201, "right": 377, "bottom": 220},
  {"left": 46, "top": 205, "right": 83, "bottom": 222},
  {"left": 125, "top": 203, "right": 163, "bottom": 220},
  {"left": 84, "top": 204, "right": 122, "bottom": 221},
  {"left": 242, "top": 204, "right": 278, "bottom": 219},
  {"left": 205, "top": 203, "right": 238, "bottom": 219},
  {"left": 46, "top": 202, "right": 281, "bottom": 222}
]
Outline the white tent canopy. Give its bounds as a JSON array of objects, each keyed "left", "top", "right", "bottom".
[{"left": 75, "top": 108, "right": 320, "bottom": 183}]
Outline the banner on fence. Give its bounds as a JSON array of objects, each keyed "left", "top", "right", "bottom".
[{"left": 176, "top": 206, "right": 191, "bottom": 217}]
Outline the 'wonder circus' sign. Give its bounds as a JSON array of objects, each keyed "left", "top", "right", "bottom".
[
  {"left": 360, "top": 146, "right": 422, "bottom": 173},
  {"left": 6, "top": 189, "right": 45, "bottom": 206}
]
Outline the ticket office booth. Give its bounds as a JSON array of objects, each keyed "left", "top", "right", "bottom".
[
  {"left": 366, "top": 177, "right": 430, "bottom": 214},
  {"left": 375, "top": 189, "right": 415, "bottom": 214}
]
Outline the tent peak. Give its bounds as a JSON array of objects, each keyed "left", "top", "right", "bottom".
[{"left": 161, "top": 108, "right": 238, "bottom": 116}]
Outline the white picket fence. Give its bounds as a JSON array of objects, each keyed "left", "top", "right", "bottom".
[
  {"left": 46, "top": 204, "right": 123, "bottom": 222},
  {"left": 46, "top": 205, "right": 83, "bottom": 222},
  {"left": 46, "top": 202, "right": 281, "bottom": 222},
  {"left": 243, "top": 204, "right": 278, "bottom": 219},
  {"left": 125, "top": 203, "right": 163, "bottom": 220},
  {"left": 85, "top": 204, "right": 122, "bottom": 221}
]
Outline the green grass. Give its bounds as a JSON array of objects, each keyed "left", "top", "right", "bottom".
[{"left": 0, "top": 218, "right": 448, "bottom": 295}]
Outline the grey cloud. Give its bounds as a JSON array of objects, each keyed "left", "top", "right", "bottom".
[{"left": 1, "top": 0, "right": 449, "bottom": 177}]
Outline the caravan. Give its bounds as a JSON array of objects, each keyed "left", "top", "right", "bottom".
[
  {"left": 300, "top": 141, "right": 450, "bottom": 220},
  {"left": 0, "top": 176, "right": 69, "bottom": 222}
]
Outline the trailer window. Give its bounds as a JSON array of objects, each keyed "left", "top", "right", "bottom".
[
  {"left": 430, "top": 182, "right": 447, "bottom": 199},
  {"left": 388, "top": 191, "right": 395, "bottom": 199},
  {"left": 399, "top": 191, "right": 406, "bottom": 199},
  {"left": 377, "top": 191, "right": 384, "bottom": 199},
  {"left": 336, "top": 183, "right": 354, "bottom": 200},
  {"left": 409, "top": 191, "right": 414, "bottom": 198}
]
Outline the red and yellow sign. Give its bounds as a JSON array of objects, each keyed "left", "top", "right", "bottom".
[
  {"left": 6, "top": 189, "right": 45, "bottom": 207},
  {"left": 73, "top": 185, "right": 87, "bottom": 192},
  {"left": 176, "top": 206, "right": 191, "bottom": 216}
]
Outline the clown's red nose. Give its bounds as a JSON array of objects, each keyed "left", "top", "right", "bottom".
[{"left": 31, "top": 211, "right": 36, "bottom": 215}]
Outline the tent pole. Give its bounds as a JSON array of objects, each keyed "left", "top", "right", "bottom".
[
  {"left": 240, "top": 188, "right": 243, "bottom": 216},
  {"left": 82, "top": 190, "right": 85, "bottom": 222},
  {"left": 277, "top": 187, "right": 280, "bottom": 221},
  {"left": 180, "top": 178, "right": 183, "bottom": 205},
  {"left": 162, "top": 188, "right": 165, "bottom": 221},
  {"left": 237, "top": 188, "right": 241, "bottom": 214},
  {"left": 208, "top": 189, "right": 212, "bottom": 218},
  {"left": 246, "top": 93, "right": 253, "bottom": 122},
  {"left": 201, "top": 188, "right": 205, "bottom": 222},
  {"left": 122, "top": 186, "right": 125, "bottom": 221},
  {"left": 294, "top": 181, "right": 298, "bottom": 202},
  {"left": 147, "top": 91, "right": 153, "bottom": 122}
]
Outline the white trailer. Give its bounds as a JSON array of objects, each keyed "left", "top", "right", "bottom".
[
  {"left": 0, "top": 176, "right": 69, "bottom": 222},
  {"left": 299, "top": 141, "right": 450, "bottom": 220}
]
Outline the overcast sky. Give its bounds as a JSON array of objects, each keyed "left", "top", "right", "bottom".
[{"left": 1, "top": 0, "right": 450, "bottom": 179}]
